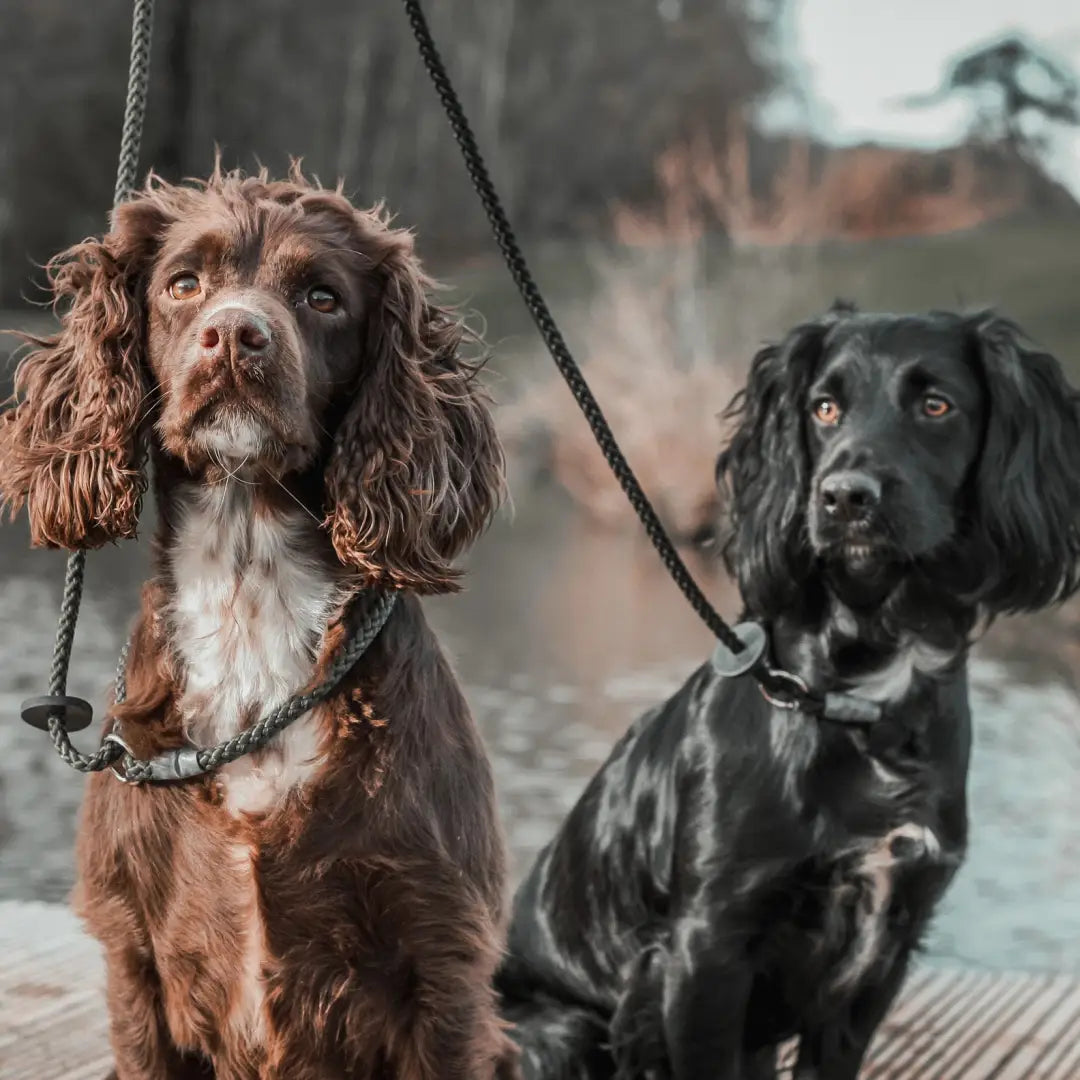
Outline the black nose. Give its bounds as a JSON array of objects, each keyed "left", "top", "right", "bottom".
[{"left": 820, "top": 470, "right": 881, "bottom": 523}]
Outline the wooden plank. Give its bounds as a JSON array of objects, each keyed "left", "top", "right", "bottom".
[
  {"left": 988, "top": 977, "right": 1080, "bottom": 1080},
  {"left": 0, "top": 902, "right": 112, "bottom": 1080},
  {"left": 866, "top": 968, "right": 999, "bottom": 1076},
  {"left": 907, "top": 972, "right": 1048, "bottom": 1079},
  {"left": 1033, "top": 1002, "right": 1080, "bottom": 1080},
  {"left": 861, "top": 968, "right": 1080, "bottom": 1080},
  {"left": 2, "top": 901, "right": 1079, "bottom": 1079}
]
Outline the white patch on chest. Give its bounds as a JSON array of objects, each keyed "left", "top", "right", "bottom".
[{"left": 169, "top": 483, "right": 345, "bottom": 815}]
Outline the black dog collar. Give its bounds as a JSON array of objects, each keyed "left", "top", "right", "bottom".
[{"left": 709, "top": 621, "right": 883, "bottom": 726}]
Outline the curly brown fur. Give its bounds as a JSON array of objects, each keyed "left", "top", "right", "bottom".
[
  {"left": 0, "top": 228, "right": 151, "bottom": 546},
  {"left": 325, "top": 234, "right": 503, "bottom": 591}
]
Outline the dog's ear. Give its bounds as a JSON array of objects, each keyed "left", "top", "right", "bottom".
[
  {"left": 0, "top": 196, "right": 169, "bottom": 549},
  {"left": 716, "top": 312, "right": 844, "bottom": 615},
  {"left": 324, "top": 224, "right": 504, "bottom": 593},
  {"left": 966, "top": 313, "right": 1080, "bottom": 612}
]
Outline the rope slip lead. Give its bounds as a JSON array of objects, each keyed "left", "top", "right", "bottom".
[
  {"left": 400, "top": 0, "right": 883, "bottom": 728},
  {"left": 27, "top": 577, "right": 395, "bottom": 785},
  {"left": 103, "top": 592, "right": 397, "bottom": 785}
]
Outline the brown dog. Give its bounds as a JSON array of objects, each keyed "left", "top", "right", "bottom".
[{"left": 1, "top": 166, "right": 518, "bottom": 1080}]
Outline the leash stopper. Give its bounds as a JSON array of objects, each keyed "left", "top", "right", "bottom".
[
  {"left": 709, "top": 622, "right": 768, "bottom": 678},
  {"left": 21, "top": 695, "right": 94, "bottom": 732}
]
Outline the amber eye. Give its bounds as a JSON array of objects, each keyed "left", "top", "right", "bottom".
[
  {"left": 168, "top": 273, "right": 201, "bottom": 301},
  {"left": 923, "top": 395, "right": 952, "bottom": 418},
  {"left": 813, "top": 397, "right": 842, "bottom": 425},
  {"left": 307, "top": 286, "right": 339, "bottom": 314}
]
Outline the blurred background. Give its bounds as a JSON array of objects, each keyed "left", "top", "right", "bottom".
[{"left": 1, "top": 0, "right": 1079, "bottom": 973}]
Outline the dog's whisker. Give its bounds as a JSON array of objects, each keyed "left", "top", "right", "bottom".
[
  {"left": 208, "top": 448, "right": 255, "bottom": 486},
  {"left": 137, "top": 383, "right": 165, "bottom": 410},
  {"left": 269, "top": 473, "right": 322, "bottom": 524}
]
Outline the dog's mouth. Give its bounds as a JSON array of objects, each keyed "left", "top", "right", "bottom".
[
  {"left": 814, "top": 526, "right": 902, "bottom": 576},
  {"left": 169, "top": 394, "right": 315, "bottom": 476},
  {"left": 188, "top": 387, "right": 265, "bottom": 421},
  {"left": 840, "top": 539, "right": 896, "bottom": 575},
  {"left": 815, "top": 533, "right": 910, "bottom": 608}
]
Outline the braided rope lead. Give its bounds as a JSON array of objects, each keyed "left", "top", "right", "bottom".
[
  {"left": 113, "top": 0, "right": 156, "bottom": 206},
  {"left": 400, "top": 0, "right": 746, "bottom": 658},
  {"left": 111, "top": 592, "right": 398, "bottom": 784},
  {"left": 44, "top": 0, "right": 156, "bottom": 773}
]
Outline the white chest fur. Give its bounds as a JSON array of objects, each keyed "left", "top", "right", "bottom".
[{"left": 169, "top": 483, "right": 345, "bottom": 815}]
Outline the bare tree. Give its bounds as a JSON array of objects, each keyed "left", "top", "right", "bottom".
[{"left": 908, "top": 35, "right": 1079, "bottom": 157}]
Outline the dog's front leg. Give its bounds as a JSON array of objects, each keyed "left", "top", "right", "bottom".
[
  {"left": 103, "top": 947, "right": 214, "bottom": 1079},
  {"left": 611, "top": 944, "right": 670, "bottom": 1080},
  {"left": 613, "top": 943, "right": 771, "bottom": 1080},
  {"left": 661, "top": 927, "right": 753, "bottom": 1080},
  {"left": 794, "top": 948, "right": 911, "bottom": 1080}
]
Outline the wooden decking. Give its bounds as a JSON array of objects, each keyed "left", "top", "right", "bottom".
[
  {"left": 0, "top": 902, "right": 112, "bottom": 1080},
  {"left": 2, "top": 900, "right": 1078, "bottom": 1079}
]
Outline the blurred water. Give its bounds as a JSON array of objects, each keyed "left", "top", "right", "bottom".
[{"left": 1, "top": 481, "right": 1078, "bottom": 974}]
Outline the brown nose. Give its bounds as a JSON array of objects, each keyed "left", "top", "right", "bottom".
[{"left": 198, "top": 306, "right": 271, "bottom": 366}]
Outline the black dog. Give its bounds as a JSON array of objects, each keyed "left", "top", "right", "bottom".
[{"left": 497, "top": 307, "right": 1080, "bottom": 1080}]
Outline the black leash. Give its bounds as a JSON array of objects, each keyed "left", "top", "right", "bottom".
[
  {"left": 398, "top": 1, "right": 737, "bottom": 652},
  {"left": 399, "top": 0, "right": 881, "bottom": 726},
  {"left": 19, "top": 0, "right": 400, "bottom": 782}
]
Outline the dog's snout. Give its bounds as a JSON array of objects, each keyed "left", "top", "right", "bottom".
[
  {"left": 820, "top": 470, "right": 881, "bottom": 523},
  {"left": 199, "top": 306, "right": 271, "bottom": 365}
]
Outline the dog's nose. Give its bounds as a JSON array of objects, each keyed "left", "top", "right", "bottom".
[
  {"left": 820, "top": 470, "right": 881, "bottom": 523},
  {"left": 199, "top": 307, "right": 271, "bottom": 365}
]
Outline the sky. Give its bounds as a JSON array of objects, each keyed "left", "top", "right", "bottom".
[{"left": 774, "top": 0, "right": 1080, "bottom": 194}]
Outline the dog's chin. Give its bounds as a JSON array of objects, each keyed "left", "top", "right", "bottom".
[
  {"left": 173, "top": 408, "right": 315, "bottom": 479},
  {"left": 816, "top": 541, "right": 906, "bottom": 608}
]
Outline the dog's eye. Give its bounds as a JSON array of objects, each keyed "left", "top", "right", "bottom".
[
  {"left": 813, "top": 397, "right": 842, "bottom": 425},
  {"left": 922, "top": 395, "right": 952, "bottom": 418},
  {"left": 307, "top": 286, "right": 339, "bottom": 314},
  {"left": 168, "top": 273, "right": 201, "bottom": 301}
]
